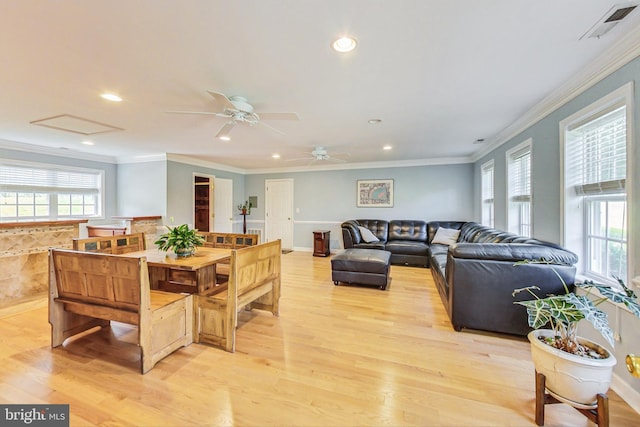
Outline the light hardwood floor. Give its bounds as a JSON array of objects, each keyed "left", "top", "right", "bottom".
[{"left": 1, "top": 251, "right": 639, "bottom": 426}]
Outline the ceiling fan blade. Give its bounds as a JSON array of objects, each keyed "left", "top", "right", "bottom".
[
  {"left": 285, "top": 157, "right": 313, "bottom": 162},
  {"left": 216, "top": 122, "right": 236, "bottom": 139},
  {"left": 328, "top": 157, "right": 348, "bottom": 163},
  {"left": 257, "top": 120, "right": 285, "bottom": 135},
  {"left": 207, "top": 91, "right": 236, "bottom": 111},
  {"left": 166, "top": 110, "right": 231, "bottom": 117},
  {"left": 256, "top": 112, "right": 299, "bottom": 121}
]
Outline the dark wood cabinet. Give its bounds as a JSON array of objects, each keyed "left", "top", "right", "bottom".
[{"left": 313, "top": 230, "right": 330, "bottom": 257}]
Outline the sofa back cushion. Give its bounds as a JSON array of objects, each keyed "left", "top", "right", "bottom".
[
  {"left": 427, "top": 221, "right": 465, "bottom": 243},
  {"left": 388, "top": 220, "right": 427, "bottom": 242},
  {"left": 356, "top": 219, "right": 389, "bottom": 242}
]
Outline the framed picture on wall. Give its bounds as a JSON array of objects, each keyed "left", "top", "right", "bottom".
[{"left": 357, "top": 179, "right": 394, "bottom": 207}]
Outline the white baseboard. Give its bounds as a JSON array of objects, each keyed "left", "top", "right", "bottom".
[{"left": 612, "top": 372, "right": 640, "bottom": 414}]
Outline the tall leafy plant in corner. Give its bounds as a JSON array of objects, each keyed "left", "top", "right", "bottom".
[{"left": 513, "top": 260, "right": 640, "bottom": 357}]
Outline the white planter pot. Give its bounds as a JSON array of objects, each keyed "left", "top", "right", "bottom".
[{"left": 528, "top": 329, "right": 617, "bottom": 407}]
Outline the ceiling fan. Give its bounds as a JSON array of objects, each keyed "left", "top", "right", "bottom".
[
  {"left": 167, "top": 90, "right": 299, "bottom": 140},
  {"left": 286, "top": 146, "right": 350, "bottom": 164}
]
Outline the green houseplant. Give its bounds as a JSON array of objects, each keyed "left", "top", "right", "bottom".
[
  {"left": 513, "top": 260, "right": 640, "bottom": 405},
  {"left": 237, "top": 200, "right": 253, "bottom": 215},
  {"left": 154, "top": 224, "right": 204, "bottom": 257}
]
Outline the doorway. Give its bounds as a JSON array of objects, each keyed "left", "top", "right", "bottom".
[
  {"left": 265, "top": 179, "right": 294, "bottom": 250},
  {"left": 194, "top": 175, "right": 212, "bottom": 231}
]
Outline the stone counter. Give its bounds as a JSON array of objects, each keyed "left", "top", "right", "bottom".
[
  {"left": 0, "top": 220, "right": 86, "bottom": 306},
  {"left": 112, "top": 215, "right": 162, "bottom": 249}
]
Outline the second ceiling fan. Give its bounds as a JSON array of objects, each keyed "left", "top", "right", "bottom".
[{"left": 168, "top": 90, "right": 299, "bottom": 140}]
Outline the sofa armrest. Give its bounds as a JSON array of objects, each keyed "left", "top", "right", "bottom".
[
  {"left": 341, "top": 220, "right": 361, "bottom": 248},
  {"left": 446, "top": 257, "right": 576, "bottom": 335},
  {"left": 448, "top": 243, "right": 578, "bottom": 265}
]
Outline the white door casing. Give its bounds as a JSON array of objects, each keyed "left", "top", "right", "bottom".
[
  {"left": 213, "top": 177, "right": 233, "bottom": 232},
  {"left": 265, "top": 179, "right": 293, "bottom": 249}
]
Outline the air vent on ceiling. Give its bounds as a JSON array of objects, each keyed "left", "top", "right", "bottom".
[
  {"left": 580, "top": 3, "right": 638, "bottom": 39},
  {"left": 30, "top": 114, "right": 123, "bottom": 135}
]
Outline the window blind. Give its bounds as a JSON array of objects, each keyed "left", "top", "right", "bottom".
[
  {"left": 566, "top": 106, "right": 626, "bottom": 195},
  {"left": 481, "top": 161, "right": 494, "bottom": 203},
  {"left": 508, "top": 145, "right": 531, "bottom": 202},
  {"left": 0, "top": 163, "right": 101, "bottom": 194}
]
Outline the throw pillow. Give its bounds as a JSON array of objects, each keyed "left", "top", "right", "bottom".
[
  {"left": 432, "top": 227, "right": 460, "bottom": 246},
  {"left": 358, "top": 226, "right": 380, "bottom": 243}
]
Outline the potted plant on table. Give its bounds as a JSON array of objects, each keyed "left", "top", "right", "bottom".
[
  {"left": 237, "top": 200, "right": 252, "bottom": 215},
  {"left": 237, "top": 200, "right": 253, "bottom": 234},
  {"left": 513, "top": 261, "right": 640, "bottom": 406},
  {"left": 154, "top": 223, "right": 204, "bottom": 257}
]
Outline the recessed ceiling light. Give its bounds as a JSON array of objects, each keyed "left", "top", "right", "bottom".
[
  {"left": 383, "top": 145, "right": 392, "bottom": 150},
  {"left": 218, "top": 135, "right": 231, "bottom": 141},
  {"left": 272, "top": 153, "right": 281, "bottom": 159},
  {"left": 100, "top": 93, "right": 122, "bottom": 102},
  {"left": 332, "top": 36, "right": 357, "bottom": 53},
  {"left": 81, "top": 140, "right": 94, "bottom": 146},
  {"left": 368, "top": 119, "right": 382, "bottom": 124}
]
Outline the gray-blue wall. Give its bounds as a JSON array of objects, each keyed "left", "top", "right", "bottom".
[
  {"left": 474, "top": 54, "right": 640, "bottom": 397},
  {"left": 245, "top": 163, "right": 474, "bottom": 250},
  {"left": 166, "top": 160, "right": 246, "bottom": 229},
  {"left": 117, "top": 160, "right": 167, "bottom": 217}
]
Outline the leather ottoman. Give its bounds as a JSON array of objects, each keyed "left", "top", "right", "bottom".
[{"left": 331, "top": 249, "right": 391, "bottom": 290}]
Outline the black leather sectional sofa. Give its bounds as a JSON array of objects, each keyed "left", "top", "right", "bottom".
[
  {"left": 341, "top": 219, "right": 429, "bottom": 267},
  {"left": 341, "top": 219, "right": 578, "bottom": 336}
]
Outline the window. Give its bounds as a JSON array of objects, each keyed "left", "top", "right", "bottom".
[
  {"left": 0, "top": 160, "right": 103, "bottom": 221},
  {"left": 481, "top": 160, "right": 494, "bottom": 227},
  {"left": 562, "top": 92, "right": 629, "bottom": 283},
  {"left": 507, "top": 140, "right": 532, "bottom": 236}
]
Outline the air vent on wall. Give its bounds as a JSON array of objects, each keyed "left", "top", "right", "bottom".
[{"left": 580, "top": 3, "right": 638, "bottom": 39}]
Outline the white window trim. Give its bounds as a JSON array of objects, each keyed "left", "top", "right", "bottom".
[
  {"left": 506, "top": 138, "right": 532, "bottom": 236},
  {"left": 481, "top": 159, "right": 495, "bottom": 227},
  {"left": 0, "top": 157, "right": 106, "bottom": 220},
  {"left": 559, "top": 81, "right": 634, "bottom": 285}
]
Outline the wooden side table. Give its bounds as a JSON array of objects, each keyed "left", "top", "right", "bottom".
[{"left": 313, "top": 230, "right": 330, "bottom": 257}]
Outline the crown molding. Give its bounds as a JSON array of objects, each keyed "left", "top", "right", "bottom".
[
  {"left": 0, "top": 138, "right": 118, "bottom": 164},
  {"left": 471, "top": 21, "right": 640, "bottom": 163},
  {"left": 245, "top": 156, "right": 472, "bottom": 175},
  {"left": 166, "top": 153, "right": 247, "bottom": 174},
  {"left": 116, "top": 153, "right": 167, "bottom": 164}
]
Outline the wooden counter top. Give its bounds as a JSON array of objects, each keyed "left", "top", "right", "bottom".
[
  {"left": 0, "top": 219, "right": 88, "bottom": 229},
  {"left": 112, "top": 216, "right": 162, "bottom": 221}
]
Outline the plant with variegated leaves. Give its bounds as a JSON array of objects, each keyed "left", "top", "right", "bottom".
[{"left": 513, "top": 260, "right": 640, "bottom": 357}]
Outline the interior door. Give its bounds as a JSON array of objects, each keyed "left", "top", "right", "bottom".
[
  {"left": 213, "top": 177, "right": 233, "bottom": 232},
  {"left": 265, "top": 179, "right": 293, "bottom": 250}
]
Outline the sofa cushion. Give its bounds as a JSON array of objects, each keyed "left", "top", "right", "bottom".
[
  {"left": 432, "top": 227, "right": 460, "bottom": 245},
  {"left": 356, "top": 219, "right": 389, "bottom": 242},
  {"left": 385, "top": 240, "right": 428, "bottom": 256},
  {"left": 429, "top": 243, "right": 449, "bottom": 256},
  {"left": 358, "top": 226, "right": 380, "bottom": 243},
  {"left": 354, "top": 242, "right": 387, "bottom": 250},
  {"left": 388, "top": 220, "right": 427, "bottom": 242}
]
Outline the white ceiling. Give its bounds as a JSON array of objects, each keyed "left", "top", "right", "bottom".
[{"left": 1, "top": 1, "right": 639, "bottom": 172}]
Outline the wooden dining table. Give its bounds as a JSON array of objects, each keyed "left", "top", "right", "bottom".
[{"left": 124, "top": 247, "right": 232, "bottom": 295}]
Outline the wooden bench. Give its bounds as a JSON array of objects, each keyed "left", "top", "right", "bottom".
[
  {"left": 198, "top": 232, "right": 259, "bottom": 281},
  {"left": 195, "top": 239, "right": 281, "bottom": 351},
  {"left": 72, "top": 232, "right": 146, "bottom": 254},
  {"left": 48, "top": 248, "right": 193, "bottom": 374}
]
